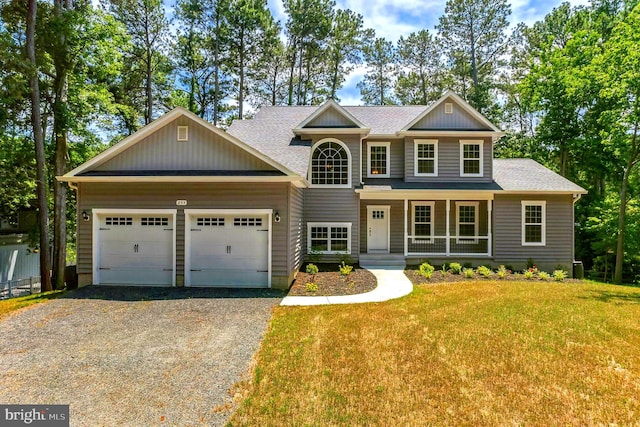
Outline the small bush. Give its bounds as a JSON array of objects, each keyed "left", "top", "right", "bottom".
[
  {"left": 418, "top": 262, "right": 435, "bottom": 279},
  {"left": 463, "top": 267, "right": 474, "bottom": 278},
  {"left": 450, "top": 262, "right": 462, "bottom": 274},
  {"left": 306, "top": 263, "right": 319, "bottom": 275},
  {"left": 339, "top": 261, "right": 353, "bottom": 276},
  {"left": 305, "top": 282, "right": 318, "bottom": 292},
  {"left": 553, "top": 270, "right": 567, "bottom": 281},
  {"left": 526, "top": 258, "right": 536, "bottom": 269},
  {"left": 523, "top": 269, "right": 535, "bottom": 280},
  {"left": 440, "top": 265, "right": 448, "bottom": 276},
  {"left": 476, "top": 265, "right": 492, "bottom": 278},
  {"left": 463, "top": 262, "right": 473, "bottom": 269},
  {"left": 538, "top": 271, "right": 550, "bottom": 281},
  {"left": 497, "top": 265, "right": 508, "bottom": 279}
]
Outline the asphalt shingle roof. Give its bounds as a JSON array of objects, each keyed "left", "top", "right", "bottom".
[{"left": 493, "top": 159, "right": 586, "bottom": 193}]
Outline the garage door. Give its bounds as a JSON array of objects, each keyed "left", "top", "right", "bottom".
[
  {"left": 187, "top": 213, "right": 269, "bottom": 287},
  {"left": 96, "top": 213, "right": 174, "bottom": 285}
]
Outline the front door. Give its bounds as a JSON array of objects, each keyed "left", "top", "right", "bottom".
[{"left": 367, "top": 206, "right": 390, "bottom": 253}]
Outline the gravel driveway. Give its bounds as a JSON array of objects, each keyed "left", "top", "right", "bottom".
[{"left": 0, "top": 286, "right": 283, "bottom": 426}]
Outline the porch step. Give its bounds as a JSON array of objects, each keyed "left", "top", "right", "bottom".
[{"left": 359, "top": 254, "right": 406, "bottom": 268}]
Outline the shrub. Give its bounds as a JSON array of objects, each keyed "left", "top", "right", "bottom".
[
  {"left": 339, "top": 253, "right": 355, "bottom": 266},
  {"left": 440, "top": 265, "right": 448, "bottom": 276},
  {"left": 497, "top": 265, "right": 508, "bottom": 279},
  {"left": 305, "top": 263, "right": 319, "bottom": 275},
  {"left": 305, "top": 282, "right": 318, "bottom": 292},
  {"left": 450, "top": 262, "right": 462, "bottom": 274},
  {"left": 476, "top": 265, "right": 492, "bottom": 278},
  {"left": 523, "top": 269, "right": 535, "bottom": 280},
  {"left": 418, "top": 262, "right": 435, "bottom": 278},
  {"left": 339, "top": 261, "right": 353, "bottom": 276},
  {"left": 526, "top": 258, "right": 536, "bottom": 269},
  {"left": 463, "top": 267, "right": 474, "bottom": 278},
  {"left": 553, "top": 270, "right": 567, "bottom": 281},
  {"left": 463, "top": 262, "right": 473, "bottom": 269},
  {"left": 538, "top": 271, "right": 550, "bottom": 281}
]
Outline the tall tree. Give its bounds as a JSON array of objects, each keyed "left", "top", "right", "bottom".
[
  {"left": 396, "top": 30, "right": 445, "bottom": 105},
  {"left": 436, "top": 0, "right": 511, "bottom": 114},
  {"left": 325, "top": 9, "right": 364, "bottom": 101},
  {"left": 204, "top": 0, "right": 231, "bottom": 125},
  {"left": 357, "top": 35, "right": 397, "bottom": 105},
  {"left": 26, "top": 0, "right": 52, "bottom": 292}
]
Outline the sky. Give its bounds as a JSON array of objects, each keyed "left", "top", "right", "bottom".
[{"left": 263, "top": 0, "right": 591, "bottom": 105}]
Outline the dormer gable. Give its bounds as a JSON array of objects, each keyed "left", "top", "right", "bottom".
[
  {"left": 293, "top": 100, "right": 370, "bottom": 137},
  {"left": 402, "top": 91, "right": 503, "bottom": 137}
]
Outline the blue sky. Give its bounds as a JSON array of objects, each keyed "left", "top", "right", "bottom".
[{"left": 265, "top": 0, "right": 590, "bottom": 105}]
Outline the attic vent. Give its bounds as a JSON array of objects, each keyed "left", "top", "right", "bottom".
[
  {"left": 444, "top": 103, "right": 453, "bottom": 114},
  {"left": 177, "top": 125, "right": 189, "bottom": 141}
]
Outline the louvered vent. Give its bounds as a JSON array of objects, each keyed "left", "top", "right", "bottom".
[
  {"left": 444, "top": 103, "right": 453, "bottom": 114},
  {"left": 177, "top": 125, "right": 189, "bottom": 141}
]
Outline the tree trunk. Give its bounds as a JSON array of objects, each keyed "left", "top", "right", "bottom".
[
  {"left": 238, "top": 32, "right": 245, "bottom": 119},
  {"left": 287, "top": 43, "right": 297, "bottom": 106},
  {"left": 27, "top": 0, "right": 52, "bottom": 292},
  {"left": 145, "top": 47, "right": 153, "bottom": 124},
  {"left": 213, "top": 10, "right": 221, "bottom": 125}
]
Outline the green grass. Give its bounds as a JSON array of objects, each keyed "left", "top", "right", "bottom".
[
  {"left": 228, "top": 280, "right": 640, "bottom": 426},
  {"left": 0, "top": 291, "right": 64, "bottom": 320}
]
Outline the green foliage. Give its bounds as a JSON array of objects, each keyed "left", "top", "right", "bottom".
[
  {"left": 538, "top": 271, "right": 550, "bottom": 281},
  {"left": 523, "top": 270, "right": 535, "bottom": 280},
  {"left": 497, "top": 265, "right": 508, "bottom": 279},
  {"left": 305, "top": 282, "right": 318, "bottom": 292},
  {"left": 526, "top": 258, "right": 536, "bottom": 269},
  {"left": 553, "top": 270, "right": 567, "bottom": 281},
  {"left": 449, "top": 262, "right": 462, "bottom": 274},
  {"left": 463, "top": 268, "right": 474, "bottom": 278},
  {"left": 396, "top": 30, "right": 445, "bottom": 105},
  {"left": 305, "top": 263, "right": 319, "bottom": 275},
  {"left": 418, "top": 262, "right": 435, "bottom": 279},
  {"left": 339, "top": 261, "right": 353, "bottom": 276},
  {"left": 440, "top": 265, "right": 448, "bottom": 276},
  {"left": 476, "top": 266, "right": 492, "bottom": 278},
  {"left": 357, "top": 35, "right": 397, "bottom": 105}
]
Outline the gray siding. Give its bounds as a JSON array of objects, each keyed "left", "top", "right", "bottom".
[
  {"left": 95, "top": 117, "right": 277, "bottom": 172},
  {"left": 303, "top": 188, "right": 360, "bottom": 259},
  {"left": 409, "top": 99, "right": 492, "bottom": 130},
  {"left": 307, "top": 107, "right": 357, "bottom": 128},
  {"left": 359, "top": 200, "right": 404, "bottom": 253},
  {"left": 405, "top": 136, "right": 493, "bottom": 182},
  {"left": 493, "top": 194, "right": 574, "bottom": 269},
  {"left": 77, "top": 182, "right": 291, "bottom": 286},
  {"left": 361, "top": 138, "right": 404, "bottom": 179},
  {"left": 288, "top": 185, "right": 304, "bottom": 277}
]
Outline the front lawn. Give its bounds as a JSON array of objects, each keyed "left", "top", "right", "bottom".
[
  {"left": 228, "top": 280, "right": 640, "bottom": 425},
  {"left": 0, "top": 291, "right": 63, "bottom": 320}
]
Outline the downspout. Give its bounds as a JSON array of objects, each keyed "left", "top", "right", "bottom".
[
  {"left": 359, "top": 134, "right": 365, "bottom": 185},
  {"left": 67, "top": 181, "right": 78, "bottom": 191}
]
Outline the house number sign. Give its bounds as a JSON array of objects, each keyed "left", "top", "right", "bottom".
[{"left": 176, "top": 200, "right": 188, "bottom": 206}]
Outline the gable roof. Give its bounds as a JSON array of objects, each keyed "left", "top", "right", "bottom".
[
  {"left": 493, "top": 159, "right": 587, "bottom": 193},
  {"left": 294, "top": 99, "right": 369, "bottom": 132},
  {"left": 402, "top": 91, "right": 501, "bottom": 133},
  {"left": 60, "top": 107, "right": 298, "bottom": 181}
]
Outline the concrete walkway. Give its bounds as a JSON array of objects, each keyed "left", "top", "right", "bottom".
[{"left": 280, "top": 266, "right": 414, "bottom": 306}]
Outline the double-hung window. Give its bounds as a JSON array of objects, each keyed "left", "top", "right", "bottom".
[
  {"left": 414, "top": 140, "right": 438, "bottom": 176},
  {"left": 460, "top": 140, "right": 483, "bottom": 177},
  {"left": 521, "top": 201, "right": 546, "bottom": 246},
  {"left": 307, "top": 223, "right": 351, "bottom": 254},
  {"left": 367, "top": 142, "right": 390, "bottom": 178},
  {"left": 411, "top": 202, "right": 435, "bottom": 243},
  {"left": 456, "top": 202, "right": 478, "bottom": 243}
]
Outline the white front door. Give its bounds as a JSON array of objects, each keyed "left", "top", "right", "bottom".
[{"left": 367, "top": 206, "right": 390, "bottom": 253}]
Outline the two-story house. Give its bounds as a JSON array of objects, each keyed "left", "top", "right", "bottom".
[{"left": 60, "top": 92, "right": 586, "bottom": 289}]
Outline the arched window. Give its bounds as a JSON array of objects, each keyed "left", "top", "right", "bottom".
[{"left": 310, "top": 140, "right": 351, "bottom": 186}]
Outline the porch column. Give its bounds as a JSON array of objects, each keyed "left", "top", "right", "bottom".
[
  {"left": 487, "top": 199, "right": 493, "bottom": 256},
  {"left": 404, "top": 199, "right": 408, "bottom": 256},
  {"left": 445, "top": 199, "right": 451, "bottom": 256}
]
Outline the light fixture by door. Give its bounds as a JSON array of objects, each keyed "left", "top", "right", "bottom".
[
  {"left": 82, "top": 211, "right": 90, "bottom": 222},
  {"left": 274, "top": 211, "right": 281, "bottom": 223}
]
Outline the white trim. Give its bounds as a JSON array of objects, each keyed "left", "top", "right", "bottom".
[
  {"left": 63, "top": 107, "right": 298, "bottom": 178},
  {"left": 403, "top": 199, "right": 408, "bottom": 256},
  {"left": 57, "top": 175, "right": 308, "bottom": 184},
  {"left": 410, "top": 201, "right": 435, "bottom": 244},
  {"left": 398, "top": 130, "right": 504, "bottom": 139},
  {"left": 92, "top": 208, "right": 177, "bottom": 287},
  {"left": 294, "top": 99, "right": 368, "bottom": 130},
  {"left": 308, "top": 138, "right": 352, "bottom": 188},
  {"left": 444, "top": 102, "right": 453, "bottom": 114},
  {"left": 521, "top": 201, "right": 546, "bottom": 246},
  {"left": 184, "top": 209, "right": 272, "bottom": 288},
  {"left": 414, "top": 139, "right": 438, "bottom": 177},
  {"left": 367, "top": 141, "right": 391, "bottom": 178},
  {"left": 460, "top": 140, "right": 484, "bottom": 177},
  {"left": 366, "top": 205, "right": 391, "bottom": 253},
  {"left": 307, "top": 222, "right": 352, "bottom": 254},
  {"left": 294, "top": 128, "right": 370, "bottom": 136},
  {"left": 401, "top": 91, "right": 501, "bottom": 132},
  {"left": 177, "top": 125, "right": 189, "bottom": 141},
  {"left": 456, "top": 202, "right": 479, "bottom": 244},
  {"left": 356, "top": 189, "right": 495, "bottom": 200}
]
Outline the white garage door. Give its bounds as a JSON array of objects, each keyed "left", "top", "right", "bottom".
[
  {"left": 187, "top": 213, "right": 269, "bottom": 287},
  {"left": 97, "top": 213, "right": 174, "bottom": 286}
]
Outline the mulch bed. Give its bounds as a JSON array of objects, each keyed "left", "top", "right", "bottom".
[
  {"left": 404, "top": 269, "right": 582, "bottom": 285},
  {"left": 288, "top": 264, "right": 377, "bottom": 296}
]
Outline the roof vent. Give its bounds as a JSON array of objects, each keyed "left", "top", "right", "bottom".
[
  {"left": 177, "top": 125, "right": 189, "bottom": 141},
  {"left": 444, "top": 103, "right": 453, "bottom": 114}
]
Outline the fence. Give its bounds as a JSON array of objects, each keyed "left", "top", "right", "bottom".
[{"left": 0, "top": 276, "right": 42, "bottom": 299}]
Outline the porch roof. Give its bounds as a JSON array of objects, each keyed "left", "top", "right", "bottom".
[{"left": 359, "top": 179, "right": 502, "bottom": 191}]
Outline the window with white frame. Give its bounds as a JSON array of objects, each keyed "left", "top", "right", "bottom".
[
  {"left": 411, "top": 202, "right": 435, "bottom": 243},
  {"left": 414, "top": 140, "right": 438, "bottom": 176},
  {"left": 310, "top": 140, "right": 351, "bottom": 186},
  {"left": 367, "top": 142, "right": 390, "bottom": 177},
  {"left": 521, "top": 201, "right": 546, "bottom": 246},
  {"left": 460, "top": 140, "right": 483, "bottom": 177},
  {"left": 307, "top": 223, "right": 351, "bottom": 254},
  {"left": 456, "top": 202, "right": 478, "bottom": 243}
]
